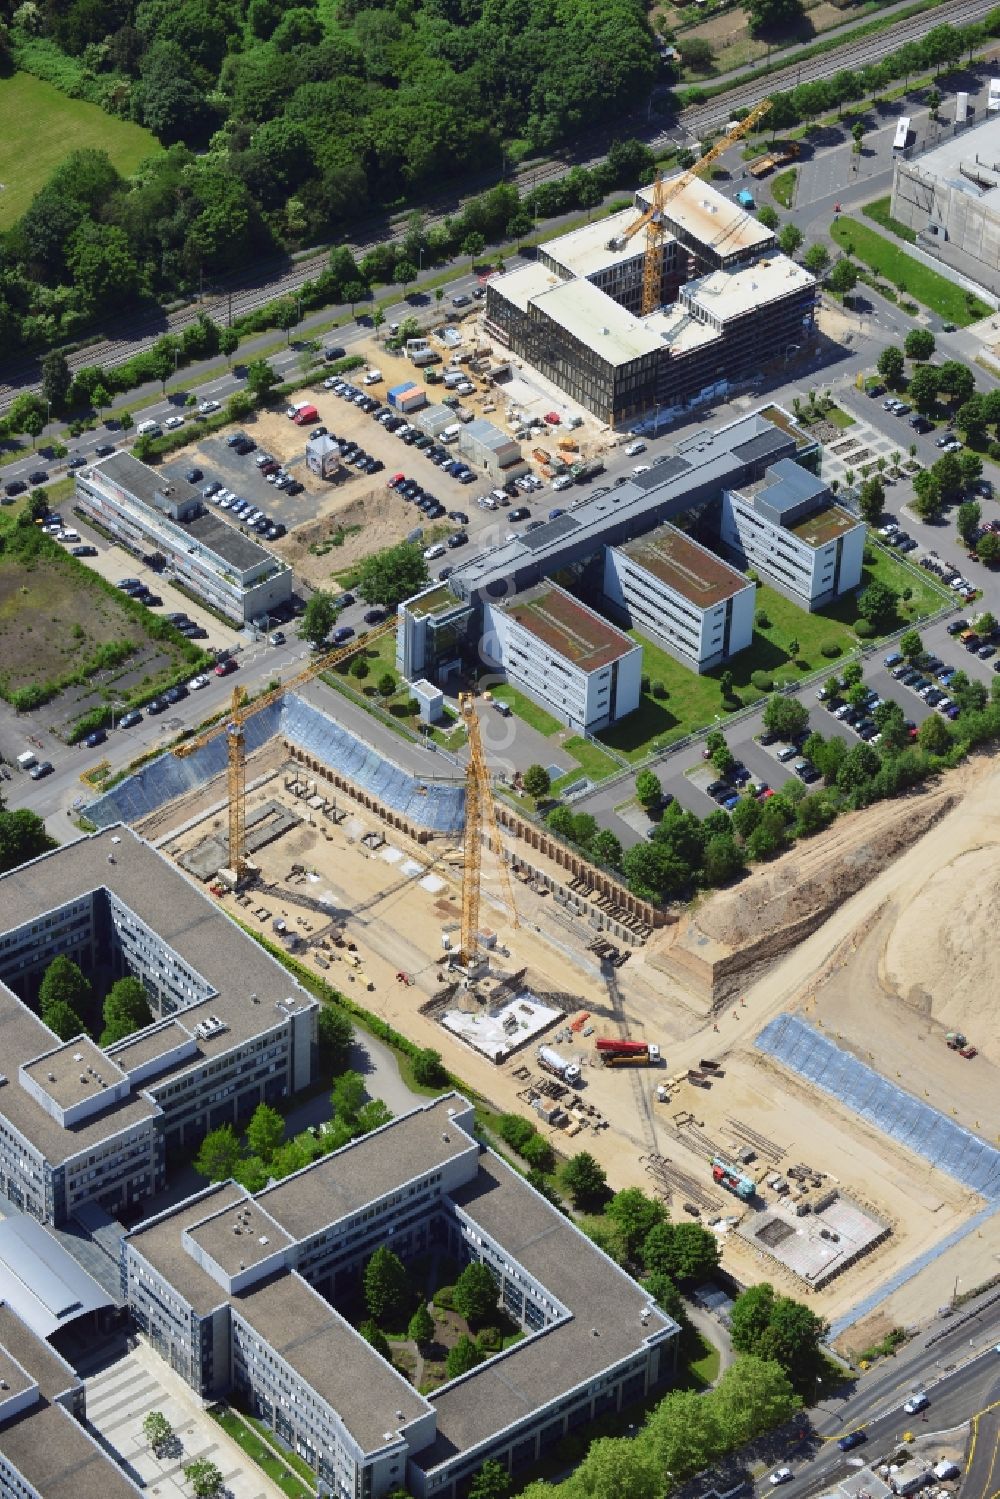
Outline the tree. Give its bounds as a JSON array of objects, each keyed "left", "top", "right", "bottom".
[
  {"left": 101, "top": 976, "right": 153, "bottom": 1045},
  {"left": 713, "top": 1356, "right": 800, "bottom": 1442},
  {"left": 899, "top": 629, "right": 923, "bottom": 660},
  {"left": 828, "top": 258, "right": 858, "bottom": 295},
  {"left": 572, "top": 1435, "right": 661, "bottom": 1499},
  {"left": 408, "top": 1302, "right": 435, "bottom": 1349},
  {"left": 246, "top": 1102, "right": 285, "bottom": 1162},
  {"left": 194, "top": 1123, "right": 241, "bottom": 1181},
  {"left": 183, "top": 1459, "right": 224, "bottom": 1498},
  {"left": 778, "top": 223, "right": 803, "bottom": 257},
  {"left": 43, "top": 999, "right": 86, "bottom": 1042},
  {"left": 857, "top": 476, "right": 885, "bottom": 526},
  {"left": 119, "top": 411, "right": 133, "bottom": 434},
  {"left": 757, "top": 204, "right": 780, "bottom": 230},
  {"left": 745, "top": 0, "right": 805, "bottom": 37},
  {"left": 977, "top": 530, "right": 1000, "bottom": 565},
  {"left": 394, "top": 259, "right": 418, "bottom": 294},
  {"left": 908, "top": 363, "right": 939, "bottom": 415},
  {"left": 468, "top": 1459, "right": 510, "bottom": 1499},
  {"left": 933, "top": 451, "right": 964, "bottom": 504},
  {"left": 411, "top": 1047, "right": 448, "bottom": 1087},
  {"left": 592, "top": 829, "right": 623, "bottom": 869},
  {"left": 730, "top": 1282, "right": 776, "bottom": 1352},
  {"left": 227, "top": 391, "right": 253, "bottom": 422},
  {"left": 562, "top": 1151, "right": 609, "bottom": 1210},
  {"left": 762, "top": 694, "right": 808, "bottom": 739},
  {"left": 802, "top": 243, "right": 830, "bottom": 276},
  {"left": 606, "top": 1187, "right": 665, "bottom": 1261},
  {"left": 719, "top": 668, "right": 735, "bottom": 701},
  {"left": 245, "top": 359, "right": 279, "bottom": 401},
  {"left": 372, "top": 309, "right": 385, "bottom": 342},
  {"left": 364, "top": 1246, "right": 409, "bottom": 1321},
  {"left": 917, "top": 712, "right": 951, "bottom": 754},
  {"left": 350, "top": 655, "right": 370, "bottom": 682},
  {"left": 273, "top": 298, "right": 299, "bottom": 344},
  {"left": 41, "top": 350, "right": 72, "bottom": 412},
  {"left": 301, "top": 590, "right": 338, "bottom": 647},
  {"left": 645, "top": 1388, "right": 723, "bottom": 1480},
  {"left": 912, "top": 469, "right": 943, "bottom": 522},
  {"left": 360, "top": 1319, "right": 392, "bottom": 1360},
  {"left": 857, "top": 578, "right": 898, "bottom": 628},
  {"left": 355, "top": 1098, "right": 394, "bottom": 1134},
  {"left": 143, "top": 1410, "right": 173, "bottom": 1453},
  {"left": 960, "top": 451, "right": 984, "bottom": 488},
  {"left": 703, "top": 833, "right": 745, "bottom": 886},
  {"left": 220, "top": 327, "right": 239, "bottom": 366},
  {"left": 356, "top": 542, "right": 428, "bottom": 608},
  {"left": 377, "top": 671, "right": 396, "bottom": 698},
  {"left": 670, "top": 1221, "right": 722, "bottom": 1280},
  {"left": 957, "top": 500, "right": 982, "bottom": 544},
  {"left": 938, "top": 359, "right": 975, "bottom": 406},
  {"left": 316, "top": 1004, "right": 352, "bottom": 1072},
  {"left": 635, "top": 769, "right": 662, "bottom": 810},
  {"left": 454, "top": 1262, "right": 499, "bottom": 1325},
  {"left": 522, "top": 764, "right": 551, "bottom": 799},
  {"left": 331, "top": 1069, "right": 366, "bottom": 1124},
  {"left": 759, "top": 1296, "right": 827, "bottom": 1393},
  {"left": 904, "top": 327, "right": 935, "bottom": 361},
  {"left": 39, "top": 955, "right": 92, "bottom": 1029},
  {"left": 877, "top": 346, "right": 905, "bottom": 387},
  {"left": 446, "top": 1334, "right": 482, "bottom": 1378},
  {"left": 642, "top": 1269, "right": 685, "bottom": 1322}
]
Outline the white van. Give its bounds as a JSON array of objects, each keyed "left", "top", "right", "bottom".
[
  {"left": 625, "top": 440, "right": 646, "bottom": 457},
  {"left": 16, "top": 750, "right": 37, "bottom": 771},
  {"left": 552, "top": 475, "right": 574, "bottom": 491},
  {"left": 441, "top": 424, "right": 461, "bottom": 443},
  {"left": 136, "top": 419, "right": 161, "bottom": 436}
]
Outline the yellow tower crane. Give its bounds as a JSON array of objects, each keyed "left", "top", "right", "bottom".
[
  {"left": 459, "top": 693, "right": 519, "bottom": 966},
  {"left": 614, "top": 99, "right": 773, "bottom": 316},
  {"left": 174, "top": 616, "right": 399, "bottom": 884}
]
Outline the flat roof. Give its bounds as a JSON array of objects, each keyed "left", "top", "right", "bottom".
[
  {"left": 617, "top": 523, "right": 751, "bottom": 606},
  {"left": 88, "top": 453, "right": 272, "bottom": 575},
  {"left": 786, "top": 502, "right": 860, "bottom": 546},
  {"left": 640, "top": 176, "right": 775, "bottom": 258},
  {"left": 0, "top": 827, "right": 316, "bottom": 1165},
  {"left": 685, "top": 253, "right": 814, "bottom": 323},
  {"left": 542, "top": 206, "right": 654, "bottom": 279},
  {"left": 0, "top": 1303, "right": 76, "bottom": 1401},
  {"left": 531, "top": 279, "right": 662, "bottom": 365},
  {"left": 127, "top": 1182, "right": 245, "bottom": 1315},
  {"left": 500, "top": 581, "right": 636, "bottom": 671},
  {"left": 22, "top": 1035, "right": 127, "bottom": 1111},
  {"left": 107, "top": 1018, "right": 192, "bottom": 1073},
  {"left": 234, "top": 1274, "right": 430, "bottom": 1452},
  {"left": 0, "top": 1344, "right": 35, "bottom": 1404},
  {"left": 0, "top": 1400, "right": 143, "bottom": 1499},
  {"left": 491, "top": 262, "right": 563, "bottom": 313},
  {"left": 415, "top": 1152, "right": 676, "bottom": 1471},
  {"left": 405, "top": 584, "right": 471, "bottom": 621},
  {"left": 644, "top": 303, "right": 719, "bottom": 355},
  {"left": 188, "top": 1199, "right": 294, "bottom": 1277},
  {"left": 901, "top": 113, "right": 1000, "bottom": 206},
  {"left": 259, "top": 1095, "right": 477, "bottom": 1240}
]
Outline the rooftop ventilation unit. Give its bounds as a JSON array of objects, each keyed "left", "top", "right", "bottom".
[
  {"left": 47, "top": 1072, "right": 55, "bottom": 1082},
  {"left": 73, "top": 1053, "right": 83, "bottom": 1062},
  {"left": 258, "top": 1235, "right": 269, "bottom": 1246}
]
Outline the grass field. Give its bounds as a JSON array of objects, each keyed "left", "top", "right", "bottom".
[
  {"left": 490, "top": 682, "right": 564, "bottom": 736},
  {"left": 861, "top": 195, "right": 917, "bottom": 245},
  {"left": 0, "top": 72, "right": 158, "bottom": 228},
  {"left": 830, "top": 216, "right": 991, "bottom": 325},
  {"left": 771, "top": 168, "right": 797, "bottom": 209},
  {"left": 211, "top": 1408, "right": 314, "bottom": 1498}
]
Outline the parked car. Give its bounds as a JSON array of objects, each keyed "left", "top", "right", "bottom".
[
  {"left": 838, "top": 1431, "right": 867, "bottom": 1452},
  {"left": 214, "top": 659, "right": 238, "bottom": 677},
  {"left": 29, "top": 760, "right": 54, "bottom": 779},
  {"left": 118, "top": 711, "right": 142, "bottom": 728},
  {"left": 146, "top": 698, "right": 167, "bottom": 714},
  {"left": 84, "top": 729, "right": 107, "bottom": 748},
  {"left": 188, "top": 674, "right": 210, "bottom": 690}
]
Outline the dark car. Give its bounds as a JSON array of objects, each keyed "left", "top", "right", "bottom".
[
  {"left": 94, "top": 443, "right": 115, "bottom": 457},
  {"left": 29, "top": 760, "right": 54, "bottom": 780},
  {"left": 84, "top": 729, "right": 107, "bottom": 748},
  {"left": 118, "top": 711, "right": 143, "bottom": 729},
  {"left": 163, "top": 685, "right": 188, "bottom": 705},
  {"left": 758, "top": 728, "right": 777, "bottom": 745},
  {"left": 286, "top": 481, "right": 304, "bottom": 495},
  {"left": 324, "top": 346, "right": 347, "bottom": 361},
  {"left": 309, "top": 426, "right": 328, "bottom": 440},
  {"left": 909, "top": 415, "right": 932, "bottom": 433},
  {"left": 333, "top": 625, "right": 355, "bottom": 644},
  {"left": 447, "top": 531, "right": 468, "bottom": 548},
  {"left": 509, "top": 506, "right": 530, "bottom": 522},
  {"left": 67, "top": 455, "right": 87, "bottom": 470},
  {"left": 838, "top": 1431, "right": 867, "bottom": 1452},
  {"left": 363, "top": 608, "right": 385, "bottom": 625},
  {"left": 4, "top": 479, "right": 27, "bottom": 496},
  {"left": 71, "top": 544, "right": 97, "bottom": 557},
  {"left": 448, "top": 510, "right": 469, "bottom": 524},
  {"left": 146, "top": 698, "right": 168, "bottom": 714},
  {"left": 185, "top": 467, "right": 203, "bottom": 483},
  {"left": 28, "top": 470, "right": 48, "bottom": 485},
  {"left": 866, "top": 383, "right": 885, "bottom": 398},
  {"left": 333, "top": 592, "right": 355, "bottom": 609}
]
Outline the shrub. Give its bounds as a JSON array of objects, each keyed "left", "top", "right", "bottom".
[
  {"left": 651, "top": 680, "right": 667, "bottom": 699},
  {"left": 820, "top": 641, "right": 843, "bottom": 658},
  {"left": 855, "top": 619, "right": 874, "bottom": 638},
  {"left": 991, "top": 442, "right": 1000, "bottom": 462},
  {"left": 641, "top": 674, "right": 651, "bottom": 693},
  {"left": 755, "top": 609, "right": 771, "bottom": 628},
  {"left": 750, "top": 670, "right": 773, "bottom": 691}
]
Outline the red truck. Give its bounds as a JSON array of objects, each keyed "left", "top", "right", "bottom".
[{"left": 291, "top": 403, "right": 319, "bottom": 425}]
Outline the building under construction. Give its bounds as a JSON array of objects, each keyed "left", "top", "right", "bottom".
[{"left": 484, "top": 175, "right": 817, "bottom": 426}]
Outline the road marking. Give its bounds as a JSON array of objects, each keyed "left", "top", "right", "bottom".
[{"left": 967, "top": 1401, "right": 1000, "bottom": 1476}]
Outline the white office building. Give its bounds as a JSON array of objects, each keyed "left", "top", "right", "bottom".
[
  {"left": 604, "top": 522, "right": 755, "bottom": 672},
  {"left": 721, "top": 459, "right": 866, "bottom": 610},
  {"left": 481, "top": 581, "right": 642, "bottom": 733},
  {"left": 76, "top": 453, "right": 292, "bottom": 625}
]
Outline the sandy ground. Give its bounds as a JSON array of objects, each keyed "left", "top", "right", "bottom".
[{"left": 152, "top": 740, "right": 1000, "bottom": 1334}]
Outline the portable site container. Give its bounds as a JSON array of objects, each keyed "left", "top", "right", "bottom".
[{"left": 388, "top": 381, "right": 417, "bottom": 409}]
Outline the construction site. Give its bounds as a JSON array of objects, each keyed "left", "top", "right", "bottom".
[{"left": 78, "top": 610, "right": 1000, "bottom": 1353}]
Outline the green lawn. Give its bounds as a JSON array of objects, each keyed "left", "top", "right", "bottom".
[
  {"left": 685, "top": 1331, "right": 721, "bottom": 1389},
  {"left": 0, "top": 72, "right": 159, "bottom": 228},
  {"left": 830, "top": 216, "right": 991, "bottom": 325},
  {"left": 826, "top": 542, "right": 952, "bottom": 632},
  {"left": 599, "top": 584, "right": 857, "bottom": 761},
  {"left": 212, "top": 1408, "right": 315, "bottom": 1498},
  {"left": 861, "top": 195, "right": 917, "bottom": 245},
  {"left": 555, "top": 736, "right": 619, "bottom": 786},
  {"left": 771, "top": 167, "right": 797, "bottom": 209},
  {"left": 490, "top": 682, "right": 564, "bottom": 736}
]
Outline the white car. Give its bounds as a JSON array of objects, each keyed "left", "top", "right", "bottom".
[
  {"left": 423, "top": 543, "right": 445, "bottom": 560},
  {"left": 188, "top": 674, "right": 210, "bottom": 690},
  {"left": 625, "top": 440, "right": 646, "bottom": 457},
  {"left": 633, "top": 463, "right": 651, "bottom": 475},
  {"left": 769, "top": 1470, "right": 793, "bottom": 1486},
  {"left": 198, "top": 400, "right": 221, "bottom": 415},
  {"left": 903, "top": 1393, "right": 929, "bottom": 1414},
  {"left": 164, "top": 415, "right": 185, "bottom": 430}
]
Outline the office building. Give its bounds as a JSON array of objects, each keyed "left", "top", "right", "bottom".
[
  {"left": 604, "top": 523, "right": 755, "bottom": 672},
  {"left": 481, "top": 581, "right": 642, "bottom": 732},
  {"left": 721, "top": 458, "right": 866, "bottom": 610},
  {"left": 0, "top": 827, "right": 317, "bottom": 1227},
  {"left": 75, "top": 453, "right": 292, "bottom": 625},
  {"left": 484, "top": 178, "right": 816, "bottom": 425},
  {"left": 889, "top": 115, "right": 1000, "bottom": 295},
  {"left": 124, "top": 1094, "right": 680, "bottom": 1499},
  {"left": 0, "top": 1300, "right": 143, "bottom": 1499}
]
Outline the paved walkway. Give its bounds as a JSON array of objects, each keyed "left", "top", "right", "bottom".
[
  {"left": 686, "top": 1301, "right": 735, "bottom": 1381},
  {"left": 86, "top": 1343, "right": 288, "bottom": 1499}
]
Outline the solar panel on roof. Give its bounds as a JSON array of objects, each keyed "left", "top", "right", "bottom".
[
  {"left": 632, "top": 455, "right": 692, "bottom": 487},
  {"left": 520, "top": 513, "right": 580, "bottom": 550},
  {"left": 732, "top": 429, "right": 788, "bottom": 464}
]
